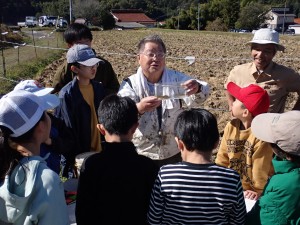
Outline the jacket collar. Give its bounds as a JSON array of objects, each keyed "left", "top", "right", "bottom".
[{"left": 272, "top": 155, "right": 300, "bottom": 174}]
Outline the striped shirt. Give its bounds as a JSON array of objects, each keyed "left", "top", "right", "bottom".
[{"left": 148, "top": 162, "right": 246, "bottom": 225}]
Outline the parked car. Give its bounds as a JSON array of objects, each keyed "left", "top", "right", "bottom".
[
  {"left": 17, "top": 16, "right": 38, "bottom": 28},
  {"left": 284, "top": 29, "right": 295, "bottom": 35},
  {"left": 57, "top": 18, "right": 68, "bottom": 28},
  {"left": 39, "top": 16, "right": 57, "bottom": 27},
  {"left": 17, "top": 22, "right": 26, "bottom": 28},
  {"left": 25, "top": 16, "right": 38, "bottom": 27},
  {"left": 239, "top": 29, "right": 251, "bottom": 33}
]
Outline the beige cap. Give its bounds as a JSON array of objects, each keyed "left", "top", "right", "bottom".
[
  {"left": 251, "top": 111, "right": 300, "bottom": 156},
  {"left": 247, "top": 28, "right": 285, "bottom": 52}
]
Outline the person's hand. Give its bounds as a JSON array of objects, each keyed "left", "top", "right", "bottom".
[
  {"left": 137, "top": 96, "right": 161, "bottom": 114},
  {"left": 182, "top": 79, "right": 201, "bottom": 96},
  {"left": 244, "top": 190, "right": 260, "bottom": 200}
]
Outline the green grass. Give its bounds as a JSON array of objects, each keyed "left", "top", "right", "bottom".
[
  {"left": 0, "top": 50, "right": 63, "bottom": 95},
  {"left": 0, "top": 28, "right": 65, "bottom": 94}
]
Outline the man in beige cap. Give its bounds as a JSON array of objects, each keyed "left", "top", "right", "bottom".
[{"left": 225, "top": 28, "right": 300, "bottom": 113}]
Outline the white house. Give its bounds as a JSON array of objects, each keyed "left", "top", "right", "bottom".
[{"left": 265, "top": 7, "right": 295, "bottom": 31}]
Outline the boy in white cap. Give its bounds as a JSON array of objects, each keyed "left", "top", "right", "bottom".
[
  {"left": 224, "top": 28, "right": 300, "bottom": 113},
  {"left": 246, "top": 110, "right": 300, "bottom": 224},
  {"left": 0, "top": 90, "right": 69, "bottom": 225},
  {"left": 216, "top": 82, "right": 274, "bottom": 200},
  {"left": 55, "top": 44, "right": 106, "bottom": 177}
]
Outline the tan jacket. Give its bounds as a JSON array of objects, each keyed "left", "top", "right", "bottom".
[{"left": 215, "top": 119, "right": 274, "bottom": 194}]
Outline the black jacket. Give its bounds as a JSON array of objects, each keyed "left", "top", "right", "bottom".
[{"left": 76, "top": 142, "right": 158, "bottom": 225}]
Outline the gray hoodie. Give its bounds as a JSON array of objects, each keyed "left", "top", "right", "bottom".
[{"left": 0, "top": 156, "right": 69, "bottom": 225}]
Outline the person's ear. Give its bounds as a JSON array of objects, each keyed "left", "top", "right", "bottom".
[
  {"left": 175, "top": 137, "right": 184, "bottom": 151},
  {"left": 71, "top": 65, "right": 80, "bottom": 73},
  {"left": 67, "top": 43, "right": 73, "bottom": 48},
  {"left": 97, "top": 124, "right": 106, "bottom": 135},
  {"left": 242, "top": 108, "right": 251, "bottom": 118}
]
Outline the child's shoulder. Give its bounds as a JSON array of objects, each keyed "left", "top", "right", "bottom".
[
  {"left": 223, "top": 118, "right": 241, "bottom": 133},
  {"left": 58, "top": 80, "right": 74, "bottom": 97}
]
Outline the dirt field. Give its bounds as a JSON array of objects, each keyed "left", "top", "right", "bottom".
[{"left": 40, "top": 29, "right": 300, "bottom": 132}]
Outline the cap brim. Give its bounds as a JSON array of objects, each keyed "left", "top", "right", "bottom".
[
  {"left": 227, "top": 82, "right": 241, "bottom": 99},
  {"left": 246, "top": 41, "right": 285, "bottom": 51},
  {"left": 39, "top": 94, "right": 60, "bottom": 110},
  {"left": 251, "top": 113, "right": 279, "bottom": 143},
  {"left": 78, "top": 58, "right": 102, "bottom": 66}
]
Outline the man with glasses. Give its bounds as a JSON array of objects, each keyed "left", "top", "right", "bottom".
[
  {"left": 225, "top": 28, "right": 300, "bottom": 113},
  {"left": 118, "top": 34, "right": 210, "bottom": 167}
]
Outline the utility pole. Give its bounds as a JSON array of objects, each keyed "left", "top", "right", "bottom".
[
  {"left": 282, "top": 0, "right": 287, "bottom": 35},
  {"left": 197, "top": 2, "right": 200, "bottom": 31},
  {"left": 69, "top": 0, "right": 72, "bottom": 24},
  {"left": 177, "top": 7, "right": 180, "bottom": 30}
]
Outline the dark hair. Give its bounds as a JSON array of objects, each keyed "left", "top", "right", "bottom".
[
  {"left": 174, "top": 108, "right": 219, "bottom": 152},
  {"left": 137, "top": 34, "right": 166, "bottom": 54},
  {"left": 68, "top": 62, "right": 81, "bottom": 76},
  {"left": 98, "top": 95, "right": 138, "bottom": 136},
  {"left": 0, "top": 112, "right": 47, "bottom": 180},
  {"left": 270, "top": 143, "right": 300, "bottom": 165},
  {"left": 64, "top": 23, "right": 93, "bottom": 45}
]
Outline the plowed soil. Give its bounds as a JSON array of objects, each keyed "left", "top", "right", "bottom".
[{"left": 40, "top": 29, "right": 300, "bottom": 133}]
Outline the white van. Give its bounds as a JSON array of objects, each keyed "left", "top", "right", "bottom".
[
  {"left": 25, "top": 16, "right": 38, "bottom": 27},
  {"left": 39, "top": 16, "right": 57, "bottom": 27}
]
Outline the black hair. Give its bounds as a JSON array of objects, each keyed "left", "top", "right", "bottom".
[
  {"left": 270, "top": 143, "right": 300, "bottom": 165},
  {"left": 98, "top": 95, "right": 138, "bottom": 136},
  {"left": 68, "top": 62, "right": 81, "bottom": 77},
  {"left": 137, "top": 34, "right": 166, "bottom": 54},
  {"left": 0, "top": 112, "right": 47, "bottom": 180},
  {"left": 174, "top": 108, "right": 219, "bottom": 152},
  {"left": 64, "top": 23, "right": 93, "bottom": 45}
]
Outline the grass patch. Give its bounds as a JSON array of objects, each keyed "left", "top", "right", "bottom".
[{"left": 0, "top": 50, "right": 63, "bottom": 95}]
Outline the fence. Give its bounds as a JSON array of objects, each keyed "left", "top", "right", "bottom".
[{"left": 0, "top": 28, "right": 66, "bottom": 78}]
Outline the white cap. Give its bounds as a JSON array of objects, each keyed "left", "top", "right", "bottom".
[
  {"left": 0, "top": 90, "right": 59, "bottom": 137},
  {"left": 67, "top": 44, "right": 102, "bottom": 66},
  {"left": 247, "top": 28, "right": 285, "bottom": 52},
  {"left": 14, "top": 80, "right": 54, "bottom": 96}
]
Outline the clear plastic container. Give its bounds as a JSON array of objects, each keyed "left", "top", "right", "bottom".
[{"left": 154, "top": 83, "right": 187, "bottom": 100}]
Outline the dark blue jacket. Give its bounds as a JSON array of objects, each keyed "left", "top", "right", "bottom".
[{"left": 55, "top": 78, "right": 105, "bottom": 168}]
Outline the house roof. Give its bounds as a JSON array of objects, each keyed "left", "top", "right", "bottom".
[
  {"left": 294, "top": 18, "right": 300, "bottom": 24},
  {"left": 272, "top": 12, "right": 296, "bottom": 17},
  {"left": 111, "top": 9, "right": 155, "bottom": 23}
]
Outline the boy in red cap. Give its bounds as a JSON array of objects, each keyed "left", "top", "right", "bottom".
[{"left": 216, "top": 82, "right": 274, "bottom": 201}]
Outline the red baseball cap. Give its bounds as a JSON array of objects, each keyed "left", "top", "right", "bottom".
[{"left": 227, "top": 82, "right": 270, "bottom": 117}]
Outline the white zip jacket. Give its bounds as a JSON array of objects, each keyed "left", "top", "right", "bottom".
[{"left": 118, "top": 67, "right": 210, "bottom": 160}]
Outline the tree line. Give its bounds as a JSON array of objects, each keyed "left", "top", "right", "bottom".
[{"left": 1, "top": 0, "right": 299, "bottom": 31}]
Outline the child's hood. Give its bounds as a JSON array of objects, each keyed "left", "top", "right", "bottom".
[{"left": 0, "top": 156, "right": 43, "bottom": 223}]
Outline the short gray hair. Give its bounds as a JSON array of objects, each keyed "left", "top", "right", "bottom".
[{"left": 137, "top": 34, "right": 166, "bottom": 53}]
